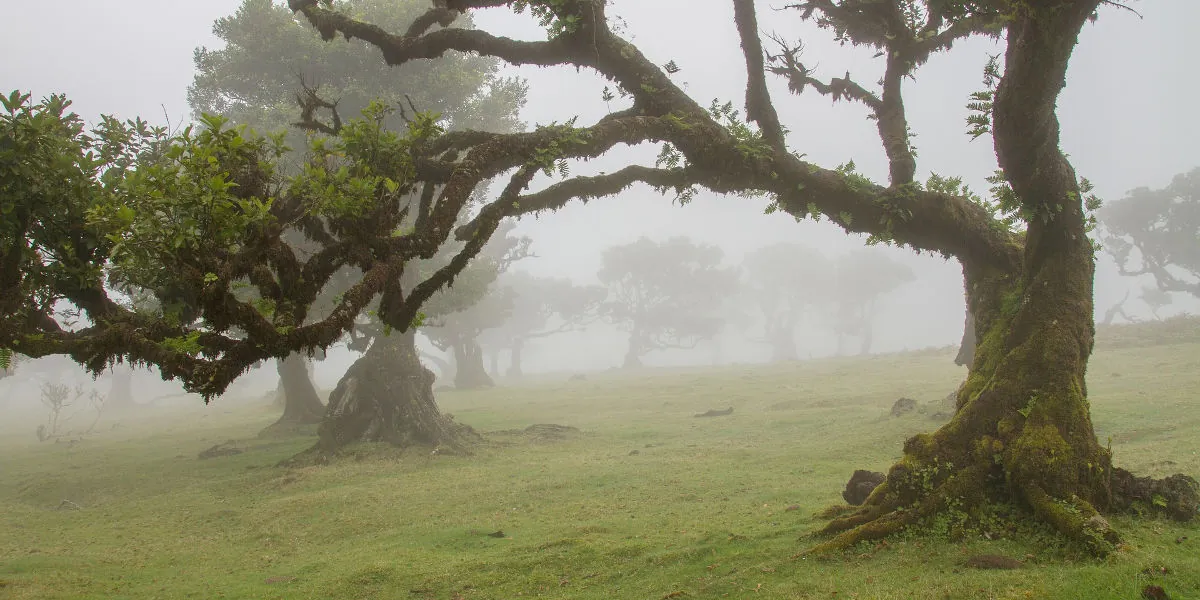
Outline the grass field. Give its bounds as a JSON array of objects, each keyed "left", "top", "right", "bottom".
[{"left": 1, "top": 324, "right": 1198, "bottom": 599}]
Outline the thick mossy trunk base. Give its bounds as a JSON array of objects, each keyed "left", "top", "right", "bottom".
[
  {"left": 289, "top": 331, "right": 478, "bottom": 463},
  {"left": 805, "top": 265, "right": 1199, "bottom": 557}
]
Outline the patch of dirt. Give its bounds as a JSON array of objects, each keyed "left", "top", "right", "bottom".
[
  {"left": 1141, "top": 585, "right": 1169, "bottom": 600},
  {"left": 694, "top": 407, "right": 733, "bottom": 418}
]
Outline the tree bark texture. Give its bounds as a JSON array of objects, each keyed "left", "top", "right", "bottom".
[{"left": 313, "top": 330, "right": 476, "bottom": 454}]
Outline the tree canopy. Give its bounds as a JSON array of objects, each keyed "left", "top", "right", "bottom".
[
  {"left": 190, "top": 0, "right": 532, "bottom": 367},
  {"left": 0, "top": 90, "right": 525, "bottom": 400},
  {"left": 190, "top": 0, "right": 526, "bottom": 136}
]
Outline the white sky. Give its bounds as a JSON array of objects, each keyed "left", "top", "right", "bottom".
[{"left": 2, "top": 0, "right": 1197, "bottom": 382}]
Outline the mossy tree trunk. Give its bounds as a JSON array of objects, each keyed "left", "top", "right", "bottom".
[
  {"left": 270, "top": 352, "right": 325, "bottom": 427},
  {"left": 452, "top": 339, "right": 494, "bottom": 389},
  {"left": 813, "top": 1, "right": 1197, "bottom": 556},
  {"left": 312, "top": 329, "right": 475, "bottom": 455}
]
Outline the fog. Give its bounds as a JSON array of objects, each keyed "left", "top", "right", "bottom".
[
  {"left": 3, "top": 4, "right": 1200, "bottom": 596},
  {"left": 1, "top": 0, "right": 1197, "bottom": 398}
]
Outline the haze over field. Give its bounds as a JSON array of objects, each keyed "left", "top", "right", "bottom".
[{"left": 0, "top": 1, "right": 1195, "bottom": 403}]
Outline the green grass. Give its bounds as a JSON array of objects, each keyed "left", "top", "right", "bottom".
[{"left": 2, "top": 329, "right": 1199, "bottom": 599}]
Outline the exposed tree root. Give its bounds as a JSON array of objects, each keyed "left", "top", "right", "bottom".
[
  {"left": 804, "top": 456, "right": 1198, "bottom": 558},
  {"left": 283, "top": 331, "right": 480, "bottom": 466},
  {"left": 1022, "top": 481, "right": 1118, "bottom": 555},
  {"left": 808, "top": 462, "right": 991, "bottom": 555}
]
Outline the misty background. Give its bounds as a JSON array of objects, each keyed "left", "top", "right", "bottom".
[{"left": 2, "top": 0, "right": 1196, "bottom": 403}]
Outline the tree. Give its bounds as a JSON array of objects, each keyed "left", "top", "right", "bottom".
[
  {"left": 742, "top": 242, "right": 833, "bottom": 361},
  {"left": 598, "top": 237, "right": 739, "bottom": 368},
  {"left": 7, "top": 0, "right": 1196, "bottom": 550},
  {"left": 424, "top": 291, "right": 509, "bottom": 388},
  {"left": 190, "top": 0, "right": 525, "bottom": 142},
  {"left": 271, "top": 0, "right": 1195, "bottom": 551},
  {"left": 419, "top": 220, "right": 530, "bottom": 388},
  {"left": 480, "top": 271, "right": 606, "bottom": 377},
  {"left": 830, "top": 249, "right": 915, "bottom": 356},
  {"left": 189, "top": 0, "right": 528, "bottom": 426},
  {"left": 1099, "top": 166, "right": 1199, "bottom": 299},
  {"left": 0, "top": 90, "right": 544, "bottom": 457}
]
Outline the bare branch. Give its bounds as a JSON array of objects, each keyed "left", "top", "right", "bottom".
[
  {"left": 765, "top": 37, "right": 883, "bottom": 110},
  {"left": 290, "top": 0, "right": 589, "bottom": 70},
  {"left": 293, "top": 0, "right": 1021, "bottom": 271},
  {"left": 293, "top": 83, "right": 341, "bottom": 135},
  {"left": 733, "top": 0, "right": 786, "bottom": 152},
  {"left": 389, "top": 166, "right": 538, "bottom": 331}
]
